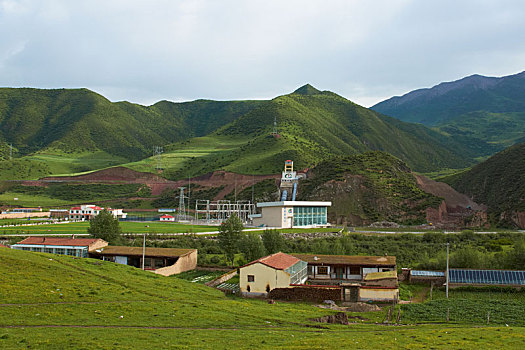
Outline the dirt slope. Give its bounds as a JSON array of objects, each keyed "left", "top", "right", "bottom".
[{"left": 415, "top": 175, "right": 484, "bottom": 210}]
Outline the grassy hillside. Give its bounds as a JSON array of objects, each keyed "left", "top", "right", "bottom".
[
  {"left": 135, "top": 87, "right": 477, "bottom": 180},
  {"left": 372, "top": 71, "right": 525, "bottom": 156},
  {"left": 1, "top": 86, "right": 481, "bottom": 182},
  {"left": 0, "top": 88, "right": 264, "bottom": 178},
  {"left": 298, "top": 152, "right": 443, "bottom": 225},
  {"left": 435, "top": 111, "right": 525, "bottom": 152},
  {"left": 442, "top": 143, "right": 525, "bottom": 227},
  {"left": 1, "top": 247, "right": 524, "bottom": 348}
]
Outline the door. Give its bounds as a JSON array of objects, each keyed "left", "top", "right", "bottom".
[
  {"left": 336, "top": 267, "right": 344, "bottom": 280},
  {"left": 344, "top": 287, "right": 358, "bottom": 302}
]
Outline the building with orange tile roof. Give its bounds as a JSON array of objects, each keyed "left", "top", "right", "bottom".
[{"left": 239, "top": 252, "right": 307, "bottom": 296}]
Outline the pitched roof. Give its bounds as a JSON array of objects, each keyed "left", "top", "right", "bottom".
[
  {"left": 0, "top": 243, "right": 8, "bottom": 248},
  {"left": 290, "top": 254, "right": 396, "bottom": 266},
  {"left": 14, "top": 237, "right": 104, "bottom": 247},
  {"left": 91, "top": 246, "right": 195, "bottom": 258},
  {"left": 160, "top": 215, "right": 174, "bottom": 218},
  {"left": 243, "top": 252, "right": 302, "bottom": 270}
]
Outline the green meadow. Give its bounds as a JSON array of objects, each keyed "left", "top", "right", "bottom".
[
  {"left": 0, "top": 221, "right": 219, "bottom": 236},
  {"left": 1, "top": 248, "right": 524, "bottom": 349}
]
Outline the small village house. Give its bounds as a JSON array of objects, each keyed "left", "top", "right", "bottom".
[
  {"left": 159, "top": 214, "right": 175, "bottom": 222},
  {"left": 289, "top": 253, "right": 398, "bottom": 302},
  {"left": 11, "top": 237, "right": 108, "bottom": 257},
  {"left": 239, "top": 252, "right": 308, "bottom": 296},
  {"left": 69, "top": 205, "right": 127, "bottom": 221},
  {"left": 90, "top": 246, "right": 197, "bottom": 276}
]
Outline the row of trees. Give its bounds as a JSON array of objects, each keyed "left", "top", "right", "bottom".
[
  {"left": 88, "top": 210, "right": 525, "bottom": 270},
  {"left": 218, "top": 214, "right": 285, "bottom": 266}
]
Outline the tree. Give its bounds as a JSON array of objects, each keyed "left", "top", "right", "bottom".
[
  {"left": 240, "top": 234, "right": 266, "bottom": 262},
  {"left": 218, "top": 213, "right": 244, "bottom": 266},
  {"left": 87, "top": 209, "right": 122, "bottom": 244},
  {"left": 261, "top": 229, "right": 285, "bottom": 254},
  {"left": 450, "top": 247, "right": 485, "bottom": 269}
]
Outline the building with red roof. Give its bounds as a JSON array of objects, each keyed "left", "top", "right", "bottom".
[
  {"left": 159, "top": 214, "right": 175, "bottom": 222},
  {"left": 239, "top": 252, "right": 307, "bottom": 296},
  {"left": 11, "top": 236, "right": 108, "bottom": 257},
  {"left": 69, "top": 205, "right": 126, "bottom": 221}
]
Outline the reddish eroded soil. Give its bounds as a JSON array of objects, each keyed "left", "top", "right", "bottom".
[
  {"left": 414, "top": 174, "right": 484, "bottom": 210},
  {"left": 37, "top": 167, "right": 280, "bottom": 198}
]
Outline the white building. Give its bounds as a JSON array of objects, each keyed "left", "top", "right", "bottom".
[
  {"left": 159, "top": 214, "right": 175, "bottom": 222},
  {"left": 69, "top": 205, "right": 127, "bottom": 221},
  {"left": 250, "top": 201, "right": 331, "bottom": 228}
]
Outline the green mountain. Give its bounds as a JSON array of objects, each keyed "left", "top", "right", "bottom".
[
  {"left": 0, "top": 88, "right": 264, "bottom": 160},
  {"left": 371, "top": 71, "right": 525, "bottom": 154},
  {"left": 442, "top": 143, "right": 525, "bottom": 228},
  {"left": 153, "top": 86, "right": 477, "bottom": 179},
  {"left": 1, "top": 85, "right": 479, "bottom": 181},
  {"left": 297, "top": 152, "right": 443, "bottom": 225}
]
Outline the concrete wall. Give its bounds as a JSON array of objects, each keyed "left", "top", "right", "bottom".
[
  {"left": 88, "top": 240, "right": 108, "bottom": 251},
  {"left": 206, "top": 269, "right": 238, "bottom": 288},
  {"left": 268, "top": 286, "right": 342, "bottom": 302},
  {"left": 359, "top": 287, "right": 399, "bottom": 302},
  {"left": 253, "top": 206, "right": 285, "bottom": 228},
  {"left": 240, "top": 262, "right": 291, "bottom": 295},
  {"left": 155, "top": 250, "right": 198, "bottom": 276},
  {"left": 0, "top": 212, "right": 50, "bottom": 219}
]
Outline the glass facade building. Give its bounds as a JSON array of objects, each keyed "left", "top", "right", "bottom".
[{"left": 293, "top": 206, "right": 327, "bottom": 226}]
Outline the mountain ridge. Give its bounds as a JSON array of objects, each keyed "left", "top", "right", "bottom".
[{"left": 371, "top": 70, "right": 525, "bottom": 125}]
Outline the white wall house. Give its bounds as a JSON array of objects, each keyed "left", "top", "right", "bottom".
[{"left": 69, "top": 205, "right": 127, "bottom": 221}]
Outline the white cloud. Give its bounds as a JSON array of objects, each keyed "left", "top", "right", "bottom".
[{"left": 0, "top": 0, "right": 524, "bottom": 107}]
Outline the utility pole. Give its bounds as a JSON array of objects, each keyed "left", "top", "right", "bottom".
[
  {"left": 9, "top": 144, "right": 13, "bottom": 160},
  {"left": 446, "top": 242, "right": 450, "bottom": 299},
  {"left": 188, "top": 176, "right": 192, "bottom": 225},
  {"left": 142, "top": 233, "right": 146, "bottom": 270},
  {"left": 251, "top": 174, "right": 254, "bottom": 204}
]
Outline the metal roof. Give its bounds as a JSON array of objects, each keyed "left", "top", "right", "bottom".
[
  {"left": 257, "top": 201, "right": 331, "bottom": 208},
  {"left": 449, "top": 269, "right": 525, "bottom": 286},
  {"left": 411, "top": 270, "right": 445, "bottom": 277}
]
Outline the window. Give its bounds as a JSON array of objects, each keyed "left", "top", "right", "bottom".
[
  {"left": 318, "top": 266, "right": 328, "bottom": 275},
  {"left": 247, "top": 275, "right": 255, "bottom": 282},
  {"left": 350, "top": 266, "right": 360, "bottom": 275}
]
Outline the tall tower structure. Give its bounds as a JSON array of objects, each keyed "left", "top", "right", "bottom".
[
  {"left": 279, "top": 160, "right": 299, "bottom": 201},
  {"left": 177, "top": 187, "right": 186, "bottom": 221},
  {"left": 153, "top": 146, "right": 163, "bottom": 171}
]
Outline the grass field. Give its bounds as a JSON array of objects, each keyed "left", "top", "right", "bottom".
[
  {"left": 124, "top": 135, "right": 250, "bottom": 175},
  {"left": 0, "top": 221, "right": 219, "bottom": 236},
  {"left": 1, "top": 248, "right": 524, "bottom": 349},
  {"left": 401, "top": 285, "right": 525, "bottom": 326},
  {"left": 26, "top": 150, "right": 128, "bottom": 177},
  {"left": 0, "top": 192, "right": 76, "bottom": 207}
]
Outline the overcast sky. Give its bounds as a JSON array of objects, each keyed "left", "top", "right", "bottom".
[{"left": 1, "top": 0, "right": 524, "bottom": 107}]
